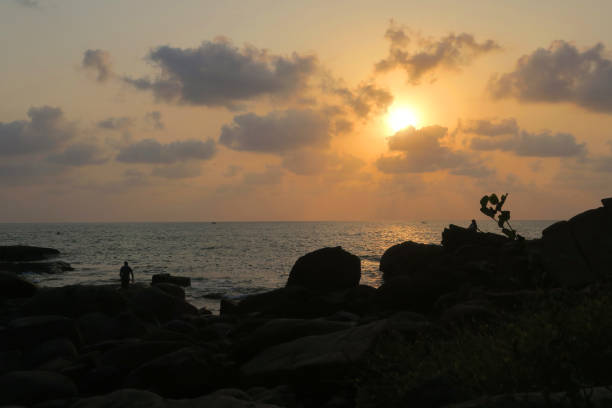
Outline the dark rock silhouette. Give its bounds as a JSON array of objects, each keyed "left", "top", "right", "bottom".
[
  {"left": 0, "top": 245, "right": 60, "bottom": 262},
  {"left": 286, "top": 246, "right": 361, "bottom": 292},
  {"left": 152, "top": 273, "right": 191, "bottom": 287},
  {"left": 0, "top": 271, "right": 37, "bottom": 298},
  {"left": 380, "top": 241, "right": 443, "bottom": 281}
]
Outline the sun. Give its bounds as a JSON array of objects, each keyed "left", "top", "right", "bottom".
[{"left": 387, "top": 106, "right": 419, "bottom": 133}]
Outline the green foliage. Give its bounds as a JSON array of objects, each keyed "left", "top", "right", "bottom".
[
  {"left": 357, "top": 291, "right": 612, "bottom": 407},
  {"left": 479, "top": 193, "right": 522, "bottom": 240}
]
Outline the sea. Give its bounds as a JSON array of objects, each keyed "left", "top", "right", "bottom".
[{"left": 0, "top": 220, "right": 555, "bottom": 313}]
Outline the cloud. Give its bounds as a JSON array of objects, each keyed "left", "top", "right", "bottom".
[
  {"left": 0, "top": 162, "right": 61, "bottom": 186},
  {"left": 457, "top": 117, "right": 587, "bottom": 157},
  {"left": 0, "top": 106, "right": 75, "bottom": 156},
  {"left": 488, "top": 40, "right": 612, "bottom": 113},
  {"left": 97, "top": 117, "right": 133, "bottom": 130},
  {"left": 116, "top": 138, "right": 217, "bottom": 163},
  {"left": 82, "top": 49, "right": 113, "bottom": 83},
  {"left": 376, "top": 24, "right": 501, "bottom": 84},
  {"left": 460, "top": 118, "right": 519, "bottom": 136},
  {"left": 219, "top": 109, "right": 330, "bottom": 153},
  {"left": 152, "top": 163, "right": 201, "bottom": 179},
  {"left": 123, "top": 38, "right": 318, "bottom": 108},
  {"left": 145, "top": 111, "right": 164, "bottom": 130},
  {"left": 242, "top": 166, "right": 285, "bottom": 186},
  {"left": 376, "top": 125, "right": 490, "bottom": 176},
  {"left": 46, "top": 143, "right": 108, "bottom": 166},
  {"left": 332, "top": 82, "right": 393, "bottom": 118}
]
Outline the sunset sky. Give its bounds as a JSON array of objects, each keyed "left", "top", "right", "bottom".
[{"left": 2, "top": 0, "right": 612, "bottom": 222}]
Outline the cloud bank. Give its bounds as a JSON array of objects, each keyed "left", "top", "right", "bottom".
[
  {"left": 116, "top": 139, "right": 217, "bottom": 163},
  {"left": 376, "top": 24, "right": 501, "bottom": 84},
  {"left": 124, "top": 38, "right": 318, "bottom": 108},
  {"left": 219, "top": 109, "right": 330, "bottom": 153},
  {"left": 489, "top": 40, "right": 612, "bottom": 113}
]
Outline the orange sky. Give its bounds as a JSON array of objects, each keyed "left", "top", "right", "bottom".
[{"left": 1, "top": 0, "right": 611, "bottom": 221}]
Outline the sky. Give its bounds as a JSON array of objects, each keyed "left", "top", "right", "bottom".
[{"left": 1, "top": 0, "right": 612, "bottom": 222}]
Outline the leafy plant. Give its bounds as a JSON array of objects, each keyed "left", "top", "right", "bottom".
[{"left": 479, "top": 193, "right": 523, "bottom": 240}]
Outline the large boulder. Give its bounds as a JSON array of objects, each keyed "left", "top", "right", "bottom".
[
  {"left": 380, "top": 241, "right": 444, "bottom": 281},
  {"left": 442, "top": 225, "right": 509, "bottom": 253},
  {"left": 232, "top": 318, "right": 354, "bottom": 361},
  {"left": 0, "top": 271, "right": 37, "bottom": 298},
  {"left": 22, "top": 337, "right": 77, "bottom": 369},
  {"left": 376, "top": 268, "right": 457, "bottom": 313},
  {"left": 124, "top": 346, "right": 235, "bottom": 398},
  {"left": 568, "top": 207, "right": 612, "bottom": 280},
  {"left": 152, "top": 273, "right": 191, "bottom": 287},
  {"left": 70, "top": 388, "right": 284, "bottom": 408},
  {"left": 1, "top": 315, "right": 81, "bottom": 349},
  {"left": 0, "top": 261, "right": 73, "bottom": 274},
  {"left": 98, "top": 340, "right": 191, "bottom": 374},
  {"left": 0, "top": 245, "right": 60, "bottom": 262},
  {"left": 541, "top": 221, "right": 595, "bottom": 287},
  {"left": 22, "top": 285, "right": 127, "bottom": 318},
  {"left": 286, "top": 246, "right": 361, "bottom": 292},
  {"left": 124, "top": 285, "right": 198, "bottom": 323},
  {"left": 0, "top": 370, "right": 77, "bottom": 406},
  {"left": 241, "top": 320, "right": 392, "bottom": 385}
]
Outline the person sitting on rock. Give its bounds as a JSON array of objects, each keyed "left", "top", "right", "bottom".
[
  {"left": 468, "top": 219, "right": 478, "bottom": 232},
  {"left": 120, "top": 261, "right": 134, "bottom": 288}
]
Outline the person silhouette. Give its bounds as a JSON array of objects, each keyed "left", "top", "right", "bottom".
[
  {"left": 120, "top": 261, "right": 134, "bottom": 288},
  {"left": 468, "top": 219, "right": 478, "bottom": 232}
]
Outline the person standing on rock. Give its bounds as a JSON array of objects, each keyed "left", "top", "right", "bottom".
[{"left": 120, "top": 261, "right": 134, "bottom": 288}]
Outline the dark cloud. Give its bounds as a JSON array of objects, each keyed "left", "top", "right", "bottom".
[
  {"left": 219, "top": 109, "right": 330, "bottom": 153},
  {"left": 0, "top": 106, "right": 74, "bottom": 156},
  {"left": 376, "top": 24, "right": 501, "bottom": 84},
  {"left": 97, "top": 117, "right": 133, "bottom": 130},
  {"left": 116, "top": 138, "right": 216, "bottom": 164},
  {"left": 469, "top": 130, "right": 586, "bottom": 157},
  {"left": 145, "top": 111, "right": 164, "bottom": 130},
  {"left": 123, "top": 38, "right": 318, "bottom": 108},
  {"left": 46, "top": 143, "right": 108, "bottom": 166},
  {"left": 82, "top": 49, "right": 113, "bottom": 83},
  {"left": 152, "top": 163, "right": 201, "bottom": 179},
  {"left": 488, "top": 40, "right": 612, "bottom": 113},
  {"left": 460, "top": 118, "right": 519, "bottom": 136},
  {"left": 376, "top": 125, "right": 490, "bottom": 176},
  {"left": 333, "top": 82, "right": 393, "bottom": 118}
]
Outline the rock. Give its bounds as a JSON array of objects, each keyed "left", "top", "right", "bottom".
[
  {"left": 152, "top": 273, "right": 191, "bottom": 287},
  {"left": 0, "top": 350, "right": 22, "bottom": 375},
  {"left": 241, "top": 320, "right": 391, "bottom": 384},
  {"left": 0, "top": 261, "right": 73, "bottom": 274},
  {"left": 124, "top": 346, "right": 236, "bottom": 398},
  {"left": 442, "top": 225, "right": 509, "bottom": 253},
  {"left": 286, "top": 246, "right": 361, "bottom": 292},
  {"left": 541, "top": 221, "right": 595, "bottom": 287},
  {"left": 70, "top": 388, "right": 284, "bottom": 408},
  {"left": 376, "top": 269, "right": 456, "bottom": 313},
  {"left": 0, "top": 245, "right": 60, "bottom": 262},
  {"left": 0, "top": 370, "right": 77, "bottom": 406},
  {"left": 233, "top": 318, "right": 354, "bottom": 361},
  {"left": 0, "top": 270, "right": 37, "bottom": 298},
  {"left": 380, "top": 241, "right": 444, "bottom": 281},
  {"left": 22, "top": 285, "right": 127, "bottom": 318},
  {"left": 569, "top": 207, "right": 612, "bottom": 280},
  {"left": 22, "top": 337, "right": 77, "bottom": 369},
  {"left": 124, "top": 285, "right": 198, "bottom": 323},
  {"left": 152, "top": 282, "right": 185, "bottom": 299},
  {"left": 98, "top": 340, "right": 192, "bottom": 374},
  {"left": 1, "top": 315, "right": 80, "bottom": 349},
  {"left": 222, "top": 286, "right": 332, "bottom": 318},
  {"left": 440, "top": 303, "right": 499, "bottom": 327}
]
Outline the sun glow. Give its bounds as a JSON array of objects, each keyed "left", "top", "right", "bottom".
[{"left": 387, "top": 106, "right": 419, "bottom": 133}]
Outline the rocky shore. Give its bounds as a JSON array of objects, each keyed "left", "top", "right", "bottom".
[{"left": 1, "top": 198, "right": 612, "bottom": 407}]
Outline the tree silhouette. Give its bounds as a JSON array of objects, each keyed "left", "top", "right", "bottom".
[{"left": 479, "top": 193, "right": 523, "bottom": 240}]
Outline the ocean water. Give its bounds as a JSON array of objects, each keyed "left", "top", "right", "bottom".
[{"left": 0, "top": 220, "right": 555, "bottom": 312}]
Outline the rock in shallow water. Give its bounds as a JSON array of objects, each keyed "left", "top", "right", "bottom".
[
  {"left": 0, "top": 245, "right": 60, "bottom": 262},
  {"left": 0, "top": 270, "right": 37, "bottom": 298}
]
